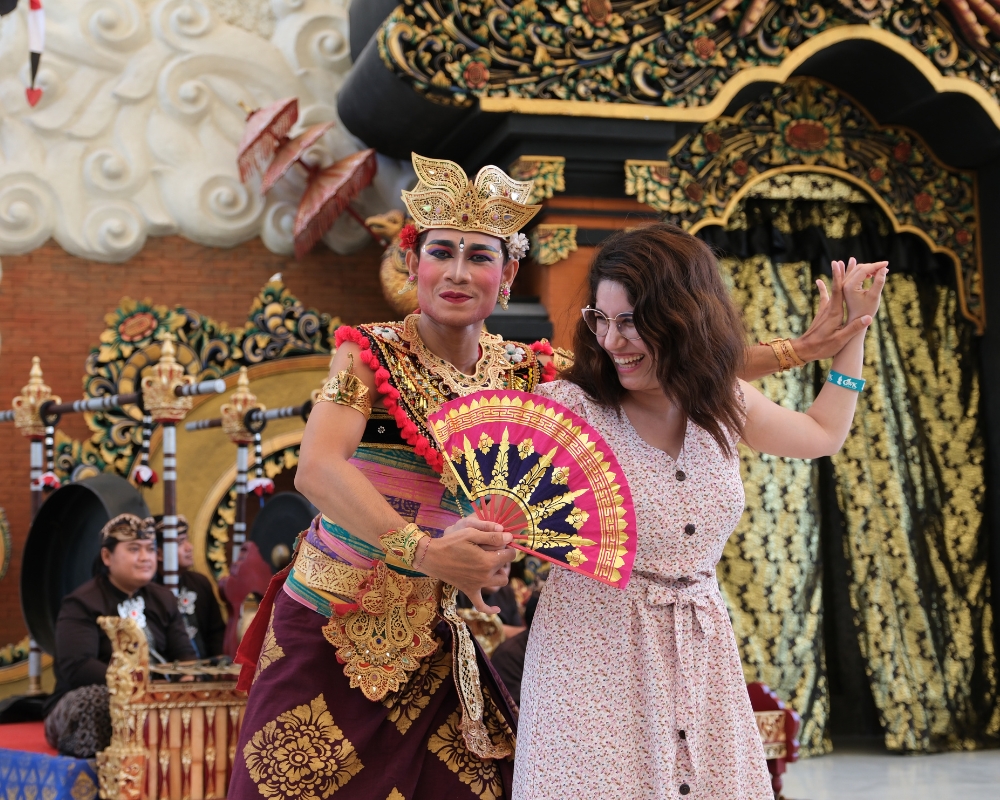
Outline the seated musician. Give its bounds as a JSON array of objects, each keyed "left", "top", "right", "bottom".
[
  {"left": 44, "top": 514, "right": 195, "bottom": 758},
  {"left": 152, "top": 514, "right": 226, "bottom": 658}
]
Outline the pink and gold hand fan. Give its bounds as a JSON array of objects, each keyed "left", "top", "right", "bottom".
[{"left": 428, "top": 390, "right": 636, "bottom": 589}]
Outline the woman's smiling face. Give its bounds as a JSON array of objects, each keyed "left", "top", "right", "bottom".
[
  {"left": 406, "top": 228, "right": 518, "bottom": 326},
  {"left": 593, "top": 280, "right": 659, "bottom": 393}
]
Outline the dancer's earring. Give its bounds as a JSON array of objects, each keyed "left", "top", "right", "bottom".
[
  {"left": 397, "top": 273, "right": 417, "bottom": 295},
  {"left": 498, "top": 281, "right": 511, "bottom": 310}
]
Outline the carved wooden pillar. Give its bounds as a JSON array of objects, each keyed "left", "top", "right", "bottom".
[
  {"left": 141, "top": 334, "right": 193, "bottom": 593},
  {"left": 12, "top": 356, "right": 60, "bottom": 693},
  {"left": 220, "top": 367, "right": 263, "bottom": 566}
]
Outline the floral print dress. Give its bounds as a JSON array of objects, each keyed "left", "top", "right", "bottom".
[{"left": 513, "top": 380, "right": 772, "bottom": 800}]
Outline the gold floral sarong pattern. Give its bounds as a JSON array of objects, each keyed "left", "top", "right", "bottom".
[
  {"left": 382, "top": 643, "right": 452, "bottom": 735},
  {"left": 242, "top": 694, "right": 363, "bottom": 798},
  {"left": 253, "top": 605, "right": 285, "bottom": 684},
  {"left": 428, "top": 710, "right": 505, "bottom": 800}
]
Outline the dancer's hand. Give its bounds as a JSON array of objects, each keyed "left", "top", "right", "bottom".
[{"left": 419, "top": 517, "right": 516, "bottom": 614}]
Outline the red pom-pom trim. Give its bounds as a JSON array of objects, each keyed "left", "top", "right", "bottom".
[
  {"left": 399, "top": 224, "right": 419, "bottom": 251},
  {"left": 334, "top": 325, "right": 444, "bottom": 473},
  {"left": 541, "top": 361, "right": 558, "bottom": 383},
  {"left": 530, "top": 339, "right": 554, "bottom": 356}
]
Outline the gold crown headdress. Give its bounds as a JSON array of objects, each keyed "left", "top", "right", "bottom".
[{"left": 401, "top": 154, "right": 540, "bottom": 255}]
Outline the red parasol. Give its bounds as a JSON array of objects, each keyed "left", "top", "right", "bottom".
[
  {"left": 259, "top": 121, "right": 335, "bottom": 195},
  {"left": 237, "top": 97, "right": 298, "bottom": 182},
  {"left": 293, "top": 148, "right": 378, "bottom": 259}
]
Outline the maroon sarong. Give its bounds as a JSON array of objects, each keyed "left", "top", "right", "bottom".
[{"left": 229, "top": 590, "right": 516, "bottom": 799}]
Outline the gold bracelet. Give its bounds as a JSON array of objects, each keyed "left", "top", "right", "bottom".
[
  {"left": 764, "top": 338, "right": 805, "bottom": 371},
  {"left": 379, "top": 523, "right": 429, "bottom": 569},
  {"left": 780, "top": 338, "right": 806, "bottom": 368},
  {"left": 315, "top": 353, "right": 372, "bottom": 420}
]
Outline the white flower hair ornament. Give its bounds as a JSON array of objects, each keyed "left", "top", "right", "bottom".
[{"left": 507, "top": 232, "right": 530, "bottom": 260}]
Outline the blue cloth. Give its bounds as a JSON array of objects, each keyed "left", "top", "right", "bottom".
[{"left": 0, "top": 748, "right": 98, "bottom": 800}]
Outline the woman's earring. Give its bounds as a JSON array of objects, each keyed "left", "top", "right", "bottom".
[
  {"left": 397, "top": 273, "right": 417, "bottom": 295},
  {"left": 498, "top": 281, "right": 511, "bottom": 310}
]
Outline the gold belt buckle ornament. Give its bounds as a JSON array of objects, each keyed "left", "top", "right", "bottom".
[{"left": 321, "top": 560, "right": 439, "bottom": 701}]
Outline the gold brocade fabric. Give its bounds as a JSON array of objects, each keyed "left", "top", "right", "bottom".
[
  {"left": 718, "top": 255, "right": 829, "bottom": 755},
  {"left": 717, "top": 251, "right": 998, "bottom": 753},
  {"left": 831, "top": 274, "right": 998, "bottom": 751}
]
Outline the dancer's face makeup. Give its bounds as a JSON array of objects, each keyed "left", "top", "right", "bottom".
[{"left": 405, "top": 229, "right": 518, "bottom": 326}]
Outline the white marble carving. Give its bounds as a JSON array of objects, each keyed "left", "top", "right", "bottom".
[{"left": 0, "top": 0, "right": 410, "bottom": 262}]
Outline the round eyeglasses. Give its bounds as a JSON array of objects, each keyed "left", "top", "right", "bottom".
[{"left": 581, "top": 307, "right": 641, "bottom": 340}]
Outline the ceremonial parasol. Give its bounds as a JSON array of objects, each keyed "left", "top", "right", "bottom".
[
  {"left": 236, "top": 97, "right": 298, "bottom": 182},
  {"left": 259, "top": 121, "right": 335, "bottom": 195},
  {"left": 293, "top": 148, "right": 379, "bottom": 258},
  {"left": 428, "top": 390, "right": 636, "bottom": 589}
]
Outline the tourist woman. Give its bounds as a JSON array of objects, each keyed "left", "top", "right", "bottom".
[{"left": 513, "top": 224, "right": 886, "bottom": 800}]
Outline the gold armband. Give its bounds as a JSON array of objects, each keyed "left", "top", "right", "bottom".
[
  {"left": 763, "top": 338, "right": 806, "bottom": 372},
  {"left": 379, "top": 523, "right": 429, "bottom": 569},
  {"left": 315, "top": 353, "right": 372, "bottom": 420}
]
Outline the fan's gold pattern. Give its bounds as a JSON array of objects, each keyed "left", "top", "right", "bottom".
[
  {"left": 717, "top": 254, "right": 828, "bottom": 755},
  {"left": 382, "top": 644, "right": 452, "bottom": 735},
  {"left": 242, "top": 694, "right": 363, "bottom": 798},
  {"left": 831, "top": 273, "right": 998, "bottom": 751},
  {"left": 428, "top": 710, "right": 505, "bottom": 800},
  {"left": 402, "top": 155, "right": 541, "bottom": 237},
  {"left": 431, "top": 392, "right": 629, "bottom": 585}
]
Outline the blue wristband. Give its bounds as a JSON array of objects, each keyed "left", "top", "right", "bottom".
[{"left": 827, "top": 370, "right": 865, "bottom": 392}]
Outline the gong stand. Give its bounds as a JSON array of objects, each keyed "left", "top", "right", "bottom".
[
  {"left": 188, "top": 371, "right": 312, "bottom": 568},
  {"left": 2, "top": 341, "right": 226, "bottom": 688}
]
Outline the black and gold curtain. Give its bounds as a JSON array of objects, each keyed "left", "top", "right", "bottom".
[{"left": 704, "top": 196, "right": 999, "bottom": 753}]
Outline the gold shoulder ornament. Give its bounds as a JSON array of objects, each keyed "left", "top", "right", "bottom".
[{"left": 316, "top": 353, "right": 372, "bottom": 420}]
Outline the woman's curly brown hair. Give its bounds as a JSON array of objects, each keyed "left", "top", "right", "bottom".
[{"left": 563, "top": 223, "right": 747, "bottom": 457}]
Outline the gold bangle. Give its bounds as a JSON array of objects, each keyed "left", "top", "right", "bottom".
[
  {"left": 779, "top": 338, "right": 806, "bottom": 368},
  {"left": 764, "top": 338, "right": 805, "bottom": 371},
  {"left": 379, "top": 523, "right": 429, "bottom": 569},
  {"left": 315, "top": 353, "right": 372, "bottom": 420},
  {"left": 765, "top": 338, "right": 793, "bottom": 371}
]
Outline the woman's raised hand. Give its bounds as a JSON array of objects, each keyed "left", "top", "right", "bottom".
[
  {"left": 418, "top": 515, "right": 516, "bottom": 614},
  {"left": 836, "top": 257, "right": 888, "bottom": 325}
]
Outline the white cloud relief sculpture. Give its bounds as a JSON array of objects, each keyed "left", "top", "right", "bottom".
[{"left": 0, "top": 0, "right": 410, "bottom": 262}]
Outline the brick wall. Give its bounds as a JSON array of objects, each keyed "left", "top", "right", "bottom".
[{"left": 0, "top": 236, "right": 394, "bottom": 645}]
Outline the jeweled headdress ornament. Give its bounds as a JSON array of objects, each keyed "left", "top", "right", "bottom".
[{"left": 401, "top": 154, "right": 539, "bottom": 258}]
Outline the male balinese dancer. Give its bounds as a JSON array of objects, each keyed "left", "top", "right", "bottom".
[
  {"left": 230, "top": 155, "right": 548, "bottom": 799},
  {"left": 230, "top": 153, "right": 869, "bottom": 799}
]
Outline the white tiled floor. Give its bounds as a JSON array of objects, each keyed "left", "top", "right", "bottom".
[{"left": 782, "top": 746, "right": 1000, "bottom": 800}]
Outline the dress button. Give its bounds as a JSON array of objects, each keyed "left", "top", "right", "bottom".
[
  {"left": 678, "top": 729, "right": 686, "bottom": 739},
  {"left": 679, "top": 784, "right": 690, "bottom": 796},
  {"left": 684, "top": 524, "right": 696, "bottom": 536}
]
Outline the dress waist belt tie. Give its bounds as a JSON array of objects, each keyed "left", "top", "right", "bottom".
[{"left": 639, "top": 572, "right": 717, "bottom": 793}]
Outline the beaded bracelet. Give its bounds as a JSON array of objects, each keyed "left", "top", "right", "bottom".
[
  {"left": 379, "top": 523, "right": 429, "bottom": 568},
  {"left": 827, "top": 370, "right": 866, "bottom": 392}
]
